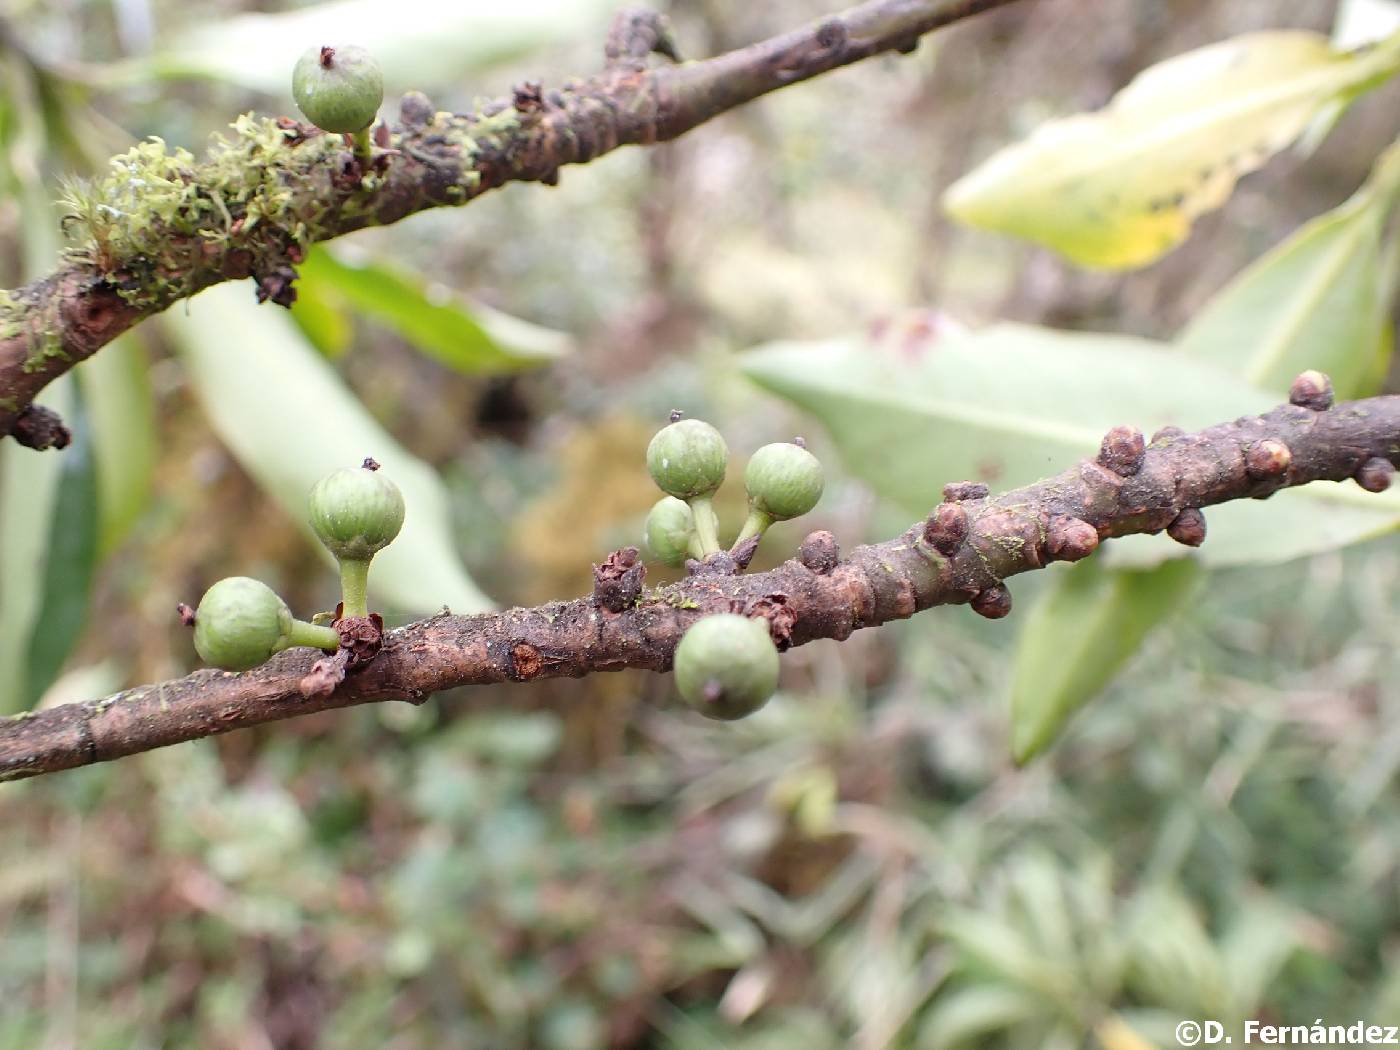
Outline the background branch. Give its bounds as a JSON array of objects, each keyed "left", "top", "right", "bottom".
[
  {"left": 0, "top": 0, "right": 1022, "bottom": 443},
  {"left": 1, "top": 376, "right": 1393, "bottom": 783}
]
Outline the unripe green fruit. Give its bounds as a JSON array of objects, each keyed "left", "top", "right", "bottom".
[
  {"left": 647, "top": 419, "right": 728, "bottom": 500},
  {"left": 292, "top": 45, "right": 383, "bottom": 134},
  {"left": 308, "top": 461, "right": 405, "bottom": 561},
  {"left": 745, "top": 442, "right": 824, "bottom": 521},
  {"left": 644, "top": 497, "right": 695, "bottom": 567},
  {"left": 194, "top": 576, "right": 294, "bottom": 671},
  {"left": 674, "top": 613, "right": 779, "bottom": 721}
]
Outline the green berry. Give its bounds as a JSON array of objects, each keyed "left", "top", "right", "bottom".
[
  {"left": 673, "top": 613, "right": 779, "bottom": 720},
  {"left": 308, "top": 459, "right": 405, "bottom": 561},
  {"left": 193, "top": 576, "right": 294, "bottom": 671},
  {"left": 647, "top": 418, "right": 728, "bottom": 500},
  {"left": 292, "top": 45, "right": 383, "bottom": 134},
  {"left": 745, "top": 441, "right": 824, "bottom": 521},
  {"left": 644, "top": 497, "right": 695, "bottom": 567}
]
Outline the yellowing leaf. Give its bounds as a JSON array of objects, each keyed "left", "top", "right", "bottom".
[
  {"left": 1179, "top": 138, "right": 1400, "bottom": 397},
  {"left": 944, "top": 30, "right": 1400, "bottom": 269}
]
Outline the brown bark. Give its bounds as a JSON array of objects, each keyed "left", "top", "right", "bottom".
[{"left": 1, "top": 382, "right": 1393, "bottom": 782}]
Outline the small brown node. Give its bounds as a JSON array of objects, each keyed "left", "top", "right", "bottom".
[
  {"left": 798, "top": 530, "right": 839, "bottom": 574},
  {"left": 942, "top": 480, "right": 989, "bottom": 502},
  {"left": 1288, "top": 370, "right": 1333, "bottom": 412},
  {"left": 1098, "top": 425, "right": 1145, "bottom": 477},
  {"left": 1046, "top": 516, "right": 1098, "bottom": 561},
  {"left": 1166, "top": 508, "right": 1206, "bottom": 547},
  {"left": 1245, "top": 439, "right": 1291, "bottom": 478},
  {"left": 923, "top": 503, "right": 969, "bottom": 556},
  {"left": 970, "top": 584, "right": 1012, "bottom": 620},
  {"left": 1356, "top": 457, "right": 1395, "bottom": 494}
]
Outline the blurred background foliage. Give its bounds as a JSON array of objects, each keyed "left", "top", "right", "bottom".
[{"left": 1, "top": 0, "right": 1400, "bottom": 1045}]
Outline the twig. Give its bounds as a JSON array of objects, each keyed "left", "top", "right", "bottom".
[
  {"left": 0, "top": 0, "right": 1024, "bottom": 442},
  {"left": 0, "top": 375, "right": 1391, "bottom": 782}
]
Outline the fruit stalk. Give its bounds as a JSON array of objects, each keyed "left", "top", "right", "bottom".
[
  {"left": 350, "top": 127, "right": 373, "bottom": 166},
  {"left": 734, "top": 507, "right": 773, "bottom": 545},
  {"left": 286, "top": 619, "right": 341, "bottom": 652},
  {"left": 687, "top": 496, "right": 722, "bottom": 556},
  {"left": 338, "top": 558, "right": 371, "bottom": 619}
]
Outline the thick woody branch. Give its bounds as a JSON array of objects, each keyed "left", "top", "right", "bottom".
[
  {"left": 0, "top": 0, "right": 1021, "bottom": 441},
  {"left": 1, "top": 379, "right": 1394, "bottom": 782}
]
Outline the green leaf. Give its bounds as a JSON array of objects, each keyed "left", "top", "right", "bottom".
[
  {"left": 298, "top": 248, "right": 571, "bottom": 374},
  {"left": 76, "top": 335, "right": 156, "bottom": 554},
  {"left": 0, "top": 380, "right": 74, "bottom": 713},
  {"left": 164, "top": 282, "right": 492, "bottom": 615},
  {"left": 24, "top": 397, "right": 100, "bottom": 706},
  {"left": 1219, "top": 900, "right": 1300, "bottom": 1017},
  {"left": 289, "top": 274, "right": 354, "bottom": 359},
  {"left": 1104, "top": 482, "right": 1400, "bottom": 568},
  {"left": 944, "top": 30, "right": 1400, "bottom": 269},
  {"left": 1010, "top": 559, "right": 1203, "bottom": 764},
  {"left": 1179, "top": 139, "right": 1400, "bottom": 397},
  {"left": 137, "top": 0, "right": 617, "bottom": 94},
  {"left": 918, "top": 985, "right": 1042, "bottom": 1049},
  {"left": 743, "top": 323, "right": 1273, "bottom": 504},
  {"left": 742, "top": 322, "right": 1400, "bottom": 567}
]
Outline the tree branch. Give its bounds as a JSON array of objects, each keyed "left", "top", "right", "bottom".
[
  {"left": 0, "top": 0, "right": 1023, "bottom": 442},
  {"left": 2, "top": 375, "right": 1395, "bottom": 782}
]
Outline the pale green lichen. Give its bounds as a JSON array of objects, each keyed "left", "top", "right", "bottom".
[
  {"left": 59, "top": 115, "right": 345, "bottom": 309},
  {"left": 54, "top": 104, "right": 509, "bottom": 312},
  {"left": 21, "top": 328, "right": 66, "bottom": 373},
  {"left": 1, "top": 287, "right": 70, "bottom": 373},
  {"left": 0, "top": 289, "right": 24, "bottom": 350}
]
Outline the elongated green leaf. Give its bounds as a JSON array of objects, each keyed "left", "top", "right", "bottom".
[
  {"left": 1179, "top": 140, "right": 1400, "bottom": 397},
  {"left": 944, "top": 30, "right": 1400, "bottom": 269},
  {"left": 298, "top": 248, "right": 570, "bottom": 374},
  {"left": 77, "top": 335, "right": 156, "bottom": 554},
  {"left": 741, "top": 323, "right": 1400, "bottom": 567},
  {"left": 0, "top": 382, "right": 76, "bottom": 713},
  {"left": 24, "top": 399, "right": 100, "bottom": 706},
  {"left": 1010, "top": 559, "right": 1202, "bottom": 764},
  {"left": 137, "top": 0, "right": 616, "bottom": 94},
  {"left": 288, "top": 272, "right": 354, "bottom": 359},
  {"left": 165, "top": 282, "right": 492, "bottom": 615}
]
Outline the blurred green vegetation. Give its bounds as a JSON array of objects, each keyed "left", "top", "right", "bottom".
[{"left": 1, "top": 0, "right": 1400, "bottom": 1046}]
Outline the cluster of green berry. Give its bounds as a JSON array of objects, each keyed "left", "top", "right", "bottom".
[
  {"left": 643, "top": 415, "right": 824, "bottom": 567},
  {"left": 642, "top": 414, "right": 826, "bottom": 722},
  {"left": 188, "top": 460, "right": 404, "bottom": 671},
  {"left": 291, "top": 44, "right": 384, "bottom": 162}
]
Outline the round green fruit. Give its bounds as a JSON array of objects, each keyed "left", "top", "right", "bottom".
[
  {"left": 745, "top": 441, "right": 824, "bottom": 521},
  {"left": 193, "top": 576, "right": 294, "bottom": 671},
  {"left": 647, "top": 418, "right": 727, "bottom": 500},
  {"left": 292, "top": 44, "right": 384, "bottom": 134},
  {"left": 673, "top": 613, "right": 779, "bottom": 720},
  {"left": 644, "top": 497, "right": 695, "bottom": 567},
  {"left": 308, "top": 460, "right": 405, "bottom": 561}
]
